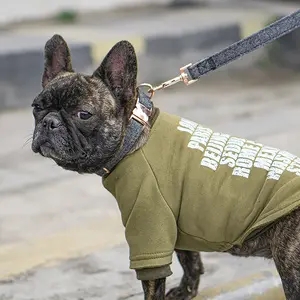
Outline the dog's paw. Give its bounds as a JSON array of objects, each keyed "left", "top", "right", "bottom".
[{"left": 166, "top": 286, "right": 198, "bottom": 300}]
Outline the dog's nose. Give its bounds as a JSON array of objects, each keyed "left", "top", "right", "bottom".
[{"left": 43, "top": 115, "right": 61, "bottom": 130}]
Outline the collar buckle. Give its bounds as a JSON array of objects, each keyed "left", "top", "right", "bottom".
[{"left": 130, "top": 97, "right": 152, "bottom": 127}]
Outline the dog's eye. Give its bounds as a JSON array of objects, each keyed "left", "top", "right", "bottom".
[
  {"left": 32, "top": 103, "right": 42, "bottom": 111},
  {"left": 77, "top": 111, "right": 92, "bottom": 120}
]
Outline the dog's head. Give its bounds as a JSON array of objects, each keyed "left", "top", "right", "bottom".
[{"left": 31, "top": 35, "right": 138, "bottom": 173}]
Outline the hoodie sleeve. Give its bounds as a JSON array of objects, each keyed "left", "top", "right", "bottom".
[
  {"left": 123, "top": 171, "right": 177, "bottom": 280},
  {"left": 103, "top": 149, "right": 177, "bottom": 281}
]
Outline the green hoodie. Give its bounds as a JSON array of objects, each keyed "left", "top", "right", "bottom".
[{"left": 103, "top": 112, "right": 300, "bottom": 280}]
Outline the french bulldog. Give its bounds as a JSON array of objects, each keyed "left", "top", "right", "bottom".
[{"left": 32, "top": 34, "right": 300, "bottom": 300}]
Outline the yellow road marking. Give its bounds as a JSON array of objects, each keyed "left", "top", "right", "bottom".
[
  {"left": 0, "top": 216, "right": 125, "bottom": 279},
  {"left": 194, "top": 269, "right": 283, "bottom": 299},
  {"left": 91, "top": 36, "right": 145, "bottom": 64},
  {"left": 240, "top": 15, "right": 270, "bottom": 38},
  {"left": 0, "top": 217, "right": 285, "bottom": 300},
  {"left": 11, "top": 26, "right": 145, "bottom": 65},
  {"left": 252, "top": 287, "right": 285, "bottom": 300}
]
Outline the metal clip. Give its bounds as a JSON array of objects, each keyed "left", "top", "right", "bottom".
[
  {"left": 138, "top": 64, "right": 198, "bottom": 99},
  {"left": 150, "top": 63, "right": 197, "bottom": 94},
  {"left": 138, "top": 83, "right": 155, "bottom": 99}
]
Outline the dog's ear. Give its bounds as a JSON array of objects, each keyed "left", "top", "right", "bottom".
[
  {"left": 42, "top": 34, "right": 73, "bottom": 88},
  {"left": 93, "top": 41, "right": 137, "bottom": 106}
]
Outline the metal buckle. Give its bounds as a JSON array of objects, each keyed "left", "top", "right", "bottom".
[
  {"left": 103, "top": 167, "right": 110, "bottom": 174},
  {"left": 180, "top": 63, "right": 198, "bottom": 86},
  {"left": 129, "top": 98, "right": 151, "bottom": 127},
  {"left": 138, "top": 83, "right": 155, "bottom": 99}
]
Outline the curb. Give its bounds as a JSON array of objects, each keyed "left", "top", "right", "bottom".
[
  {"left": 0, "top": 23, "right": 240, "bottom": 111},
  {"left": 0, "top": 35, "right": 92, "bottom": 111},
  {"left": 0, "top": 12, "right": 299, "bottom": 111}
]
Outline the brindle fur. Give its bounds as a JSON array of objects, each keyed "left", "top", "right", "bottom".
[
  {"left": 229, "top": 208, "right": 300, "bottom": 300},
  {"left": 32, "top": 35, "right": 300, "bottom": 300},
  {"left": 142, "top": 278, "right": 166, "bottom": 300},
  {"left": 166, "top": 250, "right": 204, "bottom": 300}
]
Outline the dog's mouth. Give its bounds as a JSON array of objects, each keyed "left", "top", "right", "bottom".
[
  {"left": 32, "top": 133, "right": 90, "bottom": 165},
  {"left": 32, "top": 134, "right": 62, "bottom": 160},
  {"left": 32, "top": 134, "right": 46, "bottom": 153},
  {"left": 39, "top": 142, "right": 57, "bottom": 158}
]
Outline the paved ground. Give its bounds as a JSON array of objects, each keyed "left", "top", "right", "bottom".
[
  {"left": 1, "top": 1, "right": 300, "bottom": 299},
  {"left": 1, "top": 67, "right": 299, "bottom": 299}
]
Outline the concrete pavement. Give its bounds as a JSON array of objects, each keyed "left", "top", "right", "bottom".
[{"left": 1, "top": 1, "right": 300, "bottom": 298}]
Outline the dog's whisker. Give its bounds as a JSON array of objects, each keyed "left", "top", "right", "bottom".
[
  {"left": 24, "top": 133, "right": 33, "bottom": 138},
  {"left": 22, "top": 137, "right": 33, "bottom": 148}
]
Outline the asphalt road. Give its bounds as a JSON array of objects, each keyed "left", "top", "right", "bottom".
[{"left": 1, "top": 69, "right": 299, "bottom": 299}]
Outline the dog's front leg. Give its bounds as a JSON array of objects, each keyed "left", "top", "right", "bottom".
[
  {"left": 142, "top": 278, "right": 166, "bottom": 300},
  {"left": 166, "top": 250, "right": 204, "bottom": 300}
]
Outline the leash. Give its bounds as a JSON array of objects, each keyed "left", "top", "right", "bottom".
[
  {"left": 142, "top": 9, "right": 300, "bottom": 97},
  {"left": 99, "top": 10, "right": 300, "bottom": 176}
]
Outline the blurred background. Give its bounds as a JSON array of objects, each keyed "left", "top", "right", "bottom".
[{"left": 0, "top": 0, "right": 300, "bottom": 299}]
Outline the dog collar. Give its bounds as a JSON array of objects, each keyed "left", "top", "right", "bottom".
[{"left": 97, "top": 88, "right": 153, "bottom": 177}]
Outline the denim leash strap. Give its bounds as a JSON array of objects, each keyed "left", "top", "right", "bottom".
[{"left": 149, "top": 10, "right": 300, "bottom": 93}]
